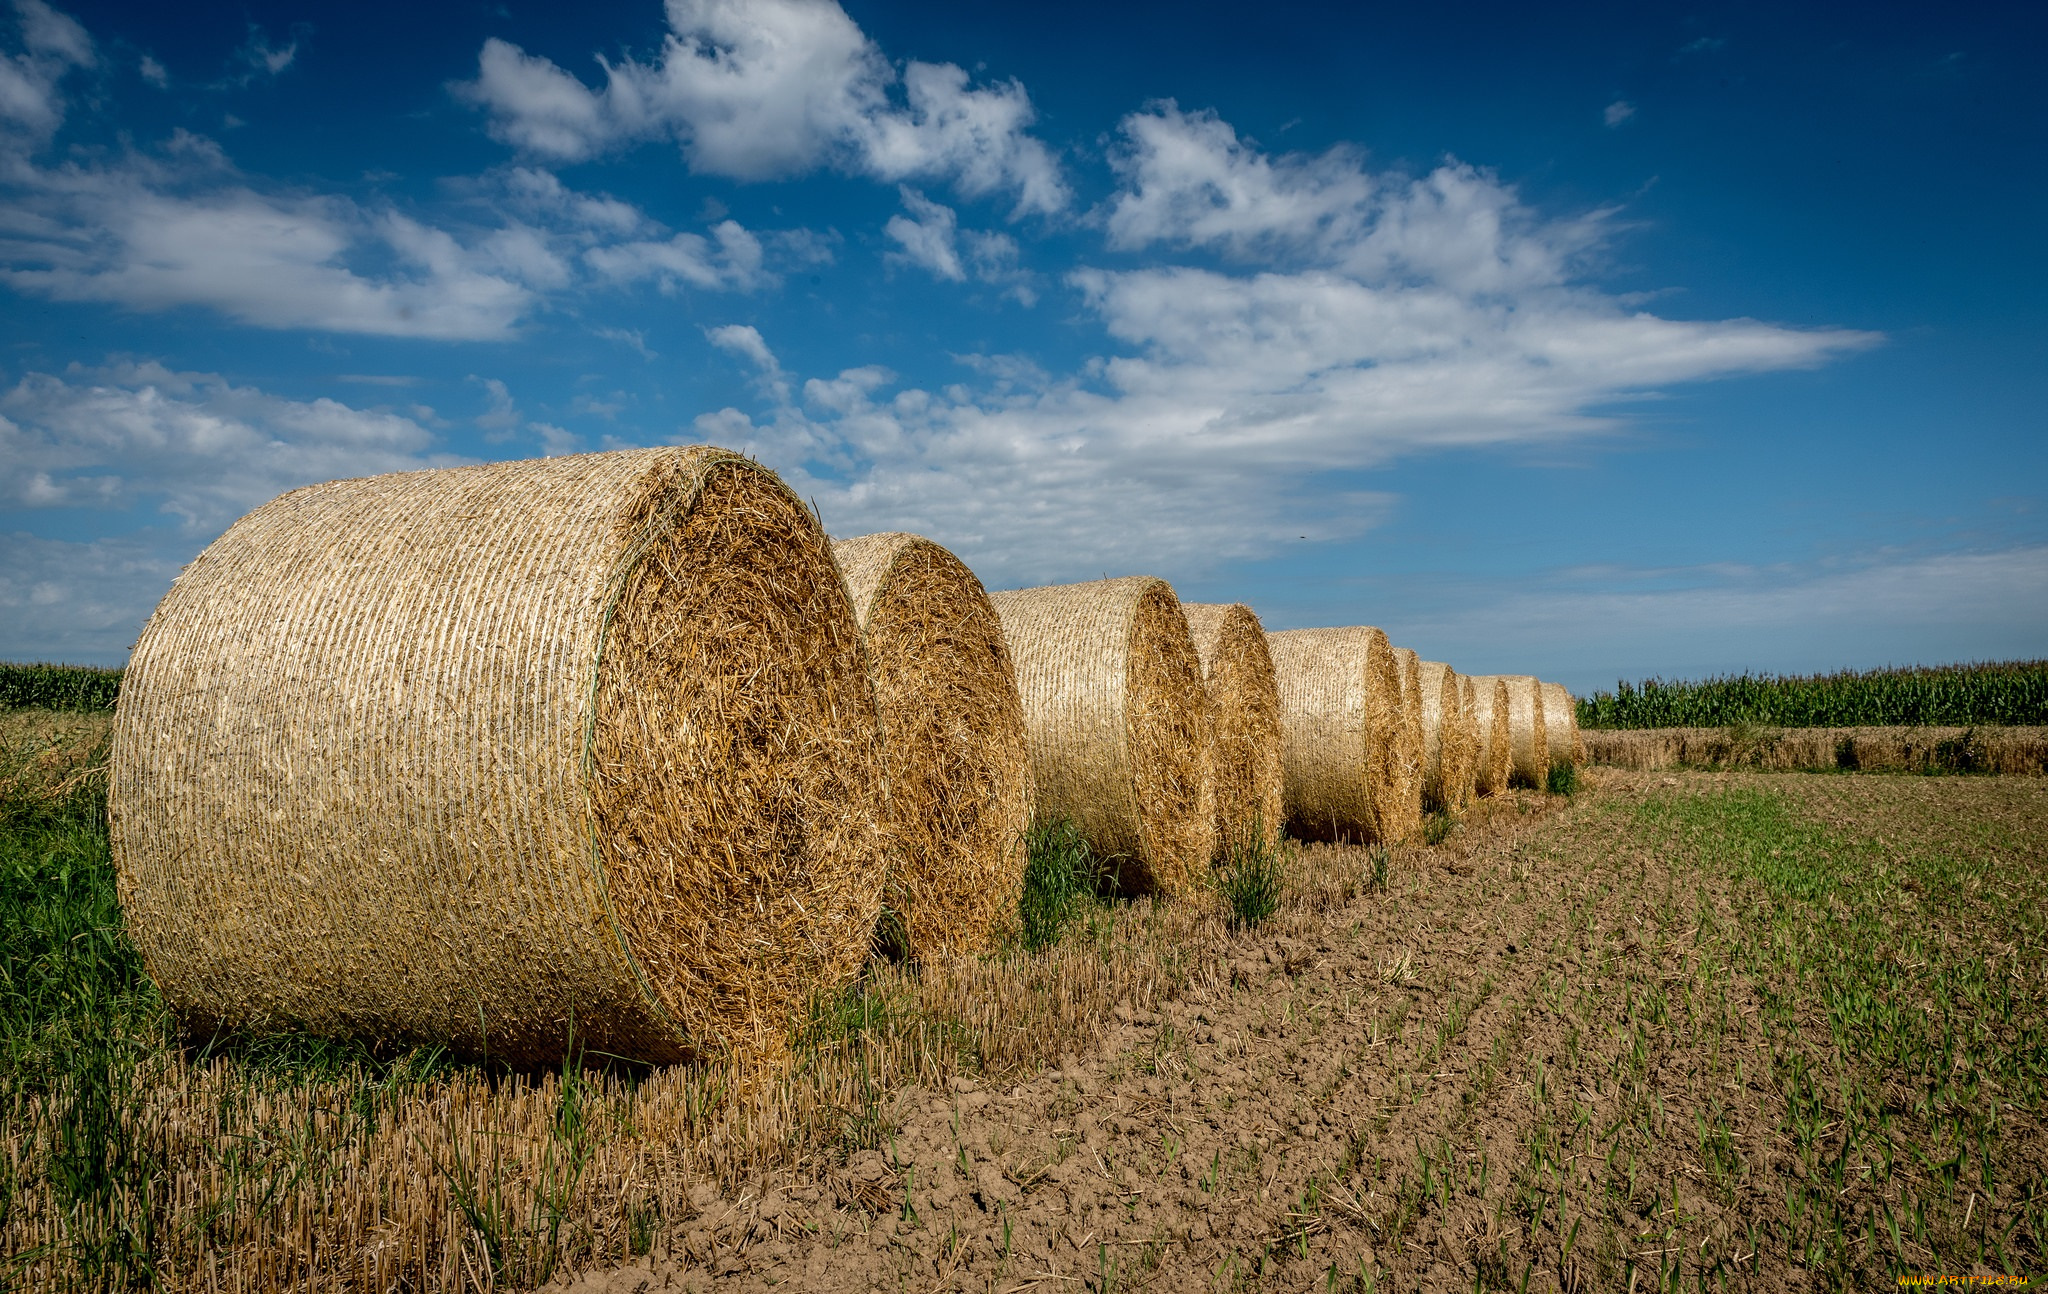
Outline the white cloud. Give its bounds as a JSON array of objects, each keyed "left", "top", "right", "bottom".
[
  {"left": 458, "top": 0, "right": 1067, "bottom": 214},
  {"left": 0, "top": 360, "right": 463, "bottom": 530},
  {"left": 0, "top": 532, "right": 181, "bottom": 664},
  {"left": 884, "top": 187, "right": 964, "bottom": 280},
  {"left": 237, "top": 27, "right": 297, "bottom": 79},
  {"left": 1604, "top": 100, "right": 1636, "bottom": 127},
  {"left": 137, "top": 52, "right": 166, "bottom": 87},
  {"left": 583, "top": 218, "right": 766, "bottom": 292},
  {"left": 0, "top": 0, "right": 93, "bottom": 150}
]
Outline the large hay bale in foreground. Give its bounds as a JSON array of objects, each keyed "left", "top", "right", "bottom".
[
  {"left": 1488, "top": 674, "right": 1550, "bottom": 785},
  {"left": 111, "top": 447, "right": 886, "bottom": 1066},
  {"left": 988, "top": 578, "right": 1212, "bottom": 895},
  {"left": 833, "top": 533, "right": 1031, "bottom": 961},
  {"left": 1540, "top": 681, "right": 1583, "bottom": 767},
  {"left": 1182, "top": 603, "right": 1284, "bottom": 855},
  {"left": 1467, "top": 675, "right": 1513, "bottom": 796},
  {"left": 1419, "top": 661, "right": 1475, "bottom": 812},
  {"left": 1266, "top": 626, "right": 1412, "bottom": 844}
]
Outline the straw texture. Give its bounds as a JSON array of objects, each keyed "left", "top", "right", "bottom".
[
  {"left": 1385, "top": 648, "right": 1426, "bottom": 841},
  {"left": 1467, "top": 675, "right": 1514, "bottom": 797},
  {"left": 1418, "top": 661, "right": 1475, "bottom": 813},
  {"left": 1181, "top": 603, "right": 1284, "bottom": 855},
  {"left": 1488, "top": 674, "right": 1550, "bottom": 785},
  {"left": 1265, "top": 626, "right": 1411, "bottom": 844},
  {"left": 1540, "top": 681, "right": 1583, "bottom": 767},
  {"left": 111, "top": 447, "right": 887, "bottom": 1066},
  {"left": 987, "top": 578, "right": 1212, "bottom": 896},
  {"left": 832, "top": 533, "right": 1031, "bottom": 961}
]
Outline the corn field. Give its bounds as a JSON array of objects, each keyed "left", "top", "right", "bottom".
[{"left": 1577, "top": 659, "right": 2048, "bottom": 729}]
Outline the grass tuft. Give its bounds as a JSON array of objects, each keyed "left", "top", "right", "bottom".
[
  {"left": 1545, "top": 761, "right": 1580, "bottom": 796},
  {"left": 1215, "top": 825, "right": 1283, "bottom": 930},
  {"left": 1019, "top": 817, "right": 1094, "bottom": 951}
]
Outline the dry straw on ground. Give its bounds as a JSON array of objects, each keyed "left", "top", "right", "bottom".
[
  {"left": 1582, "top": 725, "right": 2048, "bottom": 775},
  {"left": 832, "top": 532, "right": 1031, "bottom": 961},
  {"left": 1389, "top": 648, "right": 1427, "bottom": 839},
  {"left": 1467, "top": 675, "right": 1514, "bottom": 797},
  {"left": 1266, "top": 626, "right": 1414, "bottom": 844},
  {"left": 1181, "top": 603, "right": 1285, "bottom": 855},
  {"left": 1539, "top": 681, "right": 1583, "bottom": 767},
  {"left": 110, "top": 447, "right": 887, "bottom": 1066},
  {"left": 987, "top": 577, "right": 1212, "bottom": 895},
  {"left": 1418, "top": 661, "right": 1475, "bottom": 813},
  {"left": 1489, "top": 674, "right": 1550, "bottom": 785}
]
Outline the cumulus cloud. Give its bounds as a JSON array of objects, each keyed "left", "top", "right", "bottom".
[
  {"left": 0, "top": 360, "right": 463, "bottom": 529},
  {"left": 687, "top": 112, "right": 1878, "bottom": 586},
  {"left": 0, "top": 0, "right": 94, "bottom": 150},
  {"left": 884, "top": 188, "right": 964, "bottom": 280},
  {"left": 458, "top": 0, "right": 1067, "bottom": 214}
]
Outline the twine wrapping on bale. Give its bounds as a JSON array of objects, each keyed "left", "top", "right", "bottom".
[
  {"left": 111, "top": 447, "right": 886, "bottom": 1067},
  {"left": 1467, "top": 675, "right": 1514, "bottom": 797},
  {"left": 1266, "top": 626, "right": 1415, "bottom": 844},
  {"left": 1181, "top": 603, "right": 1285, "bottom": 856},
  {"left": 987, "top": 578, "right": 1212, "bottom": 896},
  {"left": 1540, "top": 681, "right": 1584, "bottom": 767},
  {"left": 832, "top": 532, "right": 1031, "bottom": 962},
  {"left": 1388, "top": 648, "right": 1427, "bottom": 840},
  {"left": 1419, "top": 661, "right": 1475, "bottom": 813},
  {"left": 1492, "top": 674, "right": 1550, "bottom": 786}
]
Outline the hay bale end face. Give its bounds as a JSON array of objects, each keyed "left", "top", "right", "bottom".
[
  {"left": 1387, "top": 648, "right": 1426, "bottom": 841},
  {"left": 1419, "top": 661, "right": 1475, "bottom": 813},
  {"left": 1467, "top": 675, "right": 1514, "bottom": 796},
  {"left": 833, "top": 533, "right": 1031, "bottom": 961},
  {"left": 1495, "top": 674, "right": 1550, "bottom": 786},
  {"left": 1540, "top": 681, "right": 1583, "bottom": 767},
  {"left": 1266, "top": 626, "right": 1411, "bottom": 844},
  {"left": 111, "top": 447, "right": 886, "bottom": 1066},
  {"left": 1181, "top": 603, "right": 1284, "bottom": 855},
  {"left": 988, "top": 577, "right": 1213, "bottom": 896}
]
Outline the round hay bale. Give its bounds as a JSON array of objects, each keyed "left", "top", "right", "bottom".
[
  {"left": 1493, "top": 674, "right": 1550, "bottom": 785},
  {"left": 1466, "top": 675, "right": 1513, "bottom": 797},
  {"left": 111, "top": 447, "right": 886, "bottom": 1066},
  {"left": 987, "top": 577, "right": 1212, "bottom": 896},
  {"left": 1181, "top": 603, "right": 1284, "bottom": 855},
  {"left": 832, "top": 532, "right": 1031, "bottom": 961},
  {"left": 1418, "top": 661, "right": 1475, "bottom": 813},
  {"left": 1540, "top": 681, "right": 1584, "bottom": 767},
  {"left": 1389, "top": 647, "right": 1427, "bottom": 840},
  {"left": 1265, "top": 626, "right": 1413, "bottom": 844}
]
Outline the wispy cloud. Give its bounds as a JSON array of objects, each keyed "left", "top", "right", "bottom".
[{"left": 1604, "top": 100, "right": 1636, "bottom": 127}]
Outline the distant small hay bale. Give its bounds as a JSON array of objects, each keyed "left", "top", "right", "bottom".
[
  {"left": 833, "top": 532, "right": 1031, "bottom": 962},
  {"left": 1487, "top": 674, "right": 1550, "bottom": 786},
  {"left": 1388, "top": 648, "right": 1427, "bottom": 841},
  {"left": 1419, "top": 661, "right": 1475, "bottom": 813},
  {"left": 1182, "top": 603, "right": 1284, "bottom": 856},
  {"left": 1540, "top": 681, "right": 1583, "bottom": 767},
  {"left": 988, "top": 577, "right": 1212, "bottom": 896},
  {"left": 1467, "top": 675, "right": 1514, "bottom": 796},
  {"left": 111, "top": 447, "right": 886, "bottom": 1067},
  {"left": 1266, "top": 626, "right": 1414, "bottom": 844}
]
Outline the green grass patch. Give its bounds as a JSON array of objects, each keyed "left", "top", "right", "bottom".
[
  {"left": 1019, "top": 817, "right": 1097, "bottom": 951},
  {"left": 1215, "top": 827, "right": 1282, "bottom": 930}
]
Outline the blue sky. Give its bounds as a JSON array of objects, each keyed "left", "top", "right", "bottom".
[{"left": 1, "top": 0, "right": 2041, "bottom": 694}]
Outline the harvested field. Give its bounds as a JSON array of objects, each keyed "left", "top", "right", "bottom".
[{"left": 1585, "top": 723, "right": 2048, "bottom": 775}]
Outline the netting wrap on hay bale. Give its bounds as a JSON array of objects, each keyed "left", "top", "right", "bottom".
[
  {"left": 1181, "top": 603, "right": 1285, "bottom": 855},
  {"left": 1493, "top": 674, "right": 1550, "bottom": 785},
  {"left": 833, "top": 532, "right": 1031, "bottom": 961},
  {"left": 1540, "top": 681, "right": 1584, "bottom": 767},
  {"left": 1388, "top": 648, "right": 1426, "bottom": 839},
  {"left": 1419, "top": 661, "right": 1475, "bottom": 813},
  {"left": 1266, "top": 626, "right": 1413, "bottom": 844},
  {"left": 111, "top": 447, "right": 886, "bottom": 1066},
  {"left": 1467, "top": 675, "right": 1514, "bottom": 796},
  {"left": 987, "top": 577, "right": 1212, "bottom": 896}
]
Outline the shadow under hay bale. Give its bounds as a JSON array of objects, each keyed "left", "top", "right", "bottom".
[
  {"left": 111, "top": 447, "right": 887, "bottom": 1067},
  {"left": 987, "top": 577, "right": 1212, "bottom": 897},
  {"left": 1419, "top": 661, "right": 1475, "bottom": 813},
  {"left": 1181, "top": 603, "right": 1284, "bottom": 859},
  {"left": 1266, "top": 626, "right": 1412, "bottom": 845},
  {"left": 1540, "top": 680, "right": 1584, "bottom": 768},
  {"left": 832, "top": 532, "right": 1031, "bottom": 963},
  {"left": 1467, "top": 675, "right": 1514, "bottom": 797}
]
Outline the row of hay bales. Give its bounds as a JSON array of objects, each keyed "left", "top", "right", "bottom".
[{"left": 109, "top": 447, "right": 1581, "bottom": 1068}]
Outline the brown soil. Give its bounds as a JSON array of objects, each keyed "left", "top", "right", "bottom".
[{"left": 542, "top": 771, "right": 2048, "bottom": 1293}]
